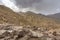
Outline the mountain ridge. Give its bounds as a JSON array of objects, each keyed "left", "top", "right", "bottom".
[
  {"left": 48, "top": 13, "right": 60, "bottom": 19},
  {"left": 0, "top": 5, "right": 60, "bottom": 29},
  {"left": 0, "top": 5, "right": 30, "bottom": 26}
]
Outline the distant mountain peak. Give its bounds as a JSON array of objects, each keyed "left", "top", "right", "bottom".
[{"left": 48, "top": 13, "right": 60, "bottom": 19}]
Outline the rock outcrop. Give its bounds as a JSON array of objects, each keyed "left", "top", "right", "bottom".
[{"left": 0, "top": 24, "right": 60, "bottom": 40}]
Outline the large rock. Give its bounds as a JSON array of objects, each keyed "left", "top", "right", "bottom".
[{"left": 29, "top": 30, "right": 43, "bottom": 38}]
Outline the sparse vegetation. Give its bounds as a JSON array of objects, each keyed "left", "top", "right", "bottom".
[{"left": 0, "top": 5, "right": 60, "bottom": 29}]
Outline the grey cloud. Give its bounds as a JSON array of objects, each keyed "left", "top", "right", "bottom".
[
  {"left": 15, "top": 0, "right": 41, "bottom": 8},
  {"left": 0, "top": 0, "right": 2, "bottom": 4},
  {"left": 0, "top": 0, "right": 60, "bottom": 15},
  {"left": 14, "top": 0, "right": 60, "bottom": 15}
]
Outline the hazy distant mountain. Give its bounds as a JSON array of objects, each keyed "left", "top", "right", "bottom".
[
  {"left": 0, "top": 5, "right": 60, "bottom": 29},
  {"left": 48, "top": 13, "right": 60, "bottom": 20}
]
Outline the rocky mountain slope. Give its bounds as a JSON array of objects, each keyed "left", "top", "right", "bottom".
[
  {"left": 0, "top": 5, "right": 30, "bottom": 26},
  {"left": 0, "top": 5, "right": 60, "bottom": 40},
  {"left": 19, "top": 11, "right": 60, "bottom": 29},
  {"left": 0, "top": 5, "right": 60, "bottom": 29},
  {"left": 48, "top": 13, "right": 60, "bottom": 20}
]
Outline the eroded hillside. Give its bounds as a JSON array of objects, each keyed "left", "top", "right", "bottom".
[
  {"left": 0, "top": 5, "right": 30, "bottom": 26},
  {"left": 0, "top": 5, "right": 60, "bottom": 29}
]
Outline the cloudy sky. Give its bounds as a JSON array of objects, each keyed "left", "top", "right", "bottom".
[{"left": 0, "top": 0, "right": 60, "bottom": 15}]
